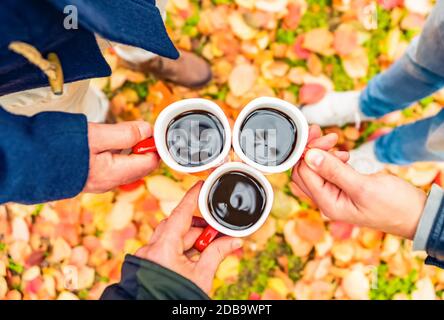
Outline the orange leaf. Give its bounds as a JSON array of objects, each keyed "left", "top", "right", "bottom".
[
  {"left": 148, "top": 81, "right": 174, "bottom": 117},
  {"left": 295, "top": 212, "right": 325, "bottom": 244},
  {"left": 283, "top": 3, "right": 301, "bottom": 29},
  {"left": 333, "top": 24, "right": 358, "bottom": 56},
  {"left": 358, "top": 228, "right": 383, "bottom": 249},
  {"left": 342, "top": 47, "right": 369, "bottom": 79},
  {"left": 401, "top": 13, "right": 425, "bottom": 30},
  {"left": 302, "top": 28, "right": 333, "bottom": 54},
  {"left": 307, "top": 54, "right": 323, "bottom": 76}
]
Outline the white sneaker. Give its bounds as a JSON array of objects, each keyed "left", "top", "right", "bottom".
[
  {"left": 348, "top": 141, "right": 385, "bottom": 174},
  {"left": 302, "top": 91, "right": 373, "bottom": 127}
]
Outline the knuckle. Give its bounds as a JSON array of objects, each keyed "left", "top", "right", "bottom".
[
  {"left": 321, "top": 209, "right": 335, "bottom": 220},
  {"left": 155, "top": 220, "right": 167, "bottom": 231},
  {"left": 216, "top": 246, "right": 224, "bottom": 261},
  {"left": 291, "top": 166, "right": 299, "bottom": 180},
  {"left": 322, "top": 203, "right": 343, "bottom": 220},
  {"left": 326, "top": 166, "right": 341, "bottom": 181},
  {"left": 209, "top": 243, "right": 227, "bottom": 263},
  {"left": 159, "top": 231, "right": 178, "bottom": 245},
  {"left": 128, "top": 123, "right": 143, "bottom": 142},
  {"left": 352, "top": 183, "right": 368, "bottom": 201}
]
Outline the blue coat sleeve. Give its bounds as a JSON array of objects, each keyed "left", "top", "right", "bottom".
[{"left": 0, "top": 107, "right": 89, "bottom": 204}]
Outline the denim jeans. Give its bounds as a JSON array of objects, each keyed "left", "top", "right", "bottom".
[{"left": 359, "top": 0, "right": 444, "bottom": 164}]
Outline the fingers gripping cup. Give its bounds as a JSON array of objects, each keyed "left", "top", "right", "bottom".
[
  {"left": 131, "top": 97, "right": 304, "bottom": 253},
  {"left": 194, "top": 162, "right": 274, "bottom": 252},
  {"left": 232, "top": 97, "right": 309, "bottom": 174}
]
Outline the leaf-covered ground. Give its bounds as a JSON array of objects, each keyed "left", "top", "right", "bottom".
[{"left": 1, "top": 0, "right": 444, "bottom": 300}]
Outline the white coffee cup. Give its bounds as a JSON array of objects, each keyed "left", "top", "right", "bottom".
[
  {"left": 193, "top": 162, "right": 274, "bottom": 251},
  {"left": 232, "top": 97, "right": 309, "bottom": 174},
  {"left": 153, "top": 98, "right": 232, "bottom": 174}
]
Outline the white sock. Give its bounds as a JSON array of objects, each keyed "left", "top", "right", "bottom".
[{"left": 302, "top": 91, "right": 374, "bottom": 127}]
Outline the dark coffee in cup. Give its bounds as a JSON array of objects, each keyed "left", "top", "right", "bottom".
[
  {"left": 207, "top": 171, "right": 266, "bottom": 231},
  {"left": 239, "top": 108, "right": 297, "bottom": 166},
  {"left": 166, "top": 111, "right": 225, "bottom": 167}
]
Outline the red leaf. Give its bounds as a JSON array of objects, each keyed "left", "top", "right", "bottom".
[
  {"left": 26, "top": 277, "right": 43, "bottom": 295},
  {"left": 25, "top": 251, "right": 45, "bottom": 268},
  {"left": 283, "top": 3, "right": 301, "bottom": 30},
  {"left": 434, "top": 171, "right": 444, "bottom": 188},
  {"left": 118, "top": 179, "right": 145, "bottom": 192},
  {"left": 82, "top": 235, "right": 102, "bottom": 253},
  {"left": 299, "top": 83, "right": 326, "bottom": 105},
  {"left": 249, "top": 292, "right": 262, "bottom": 300},
  {"left": 377, "top": 0, "right": 403, "bottom": 10},
  {"left": 292, "top": 35, "right": 311, "bottom": 60},
  {"left": 330, "top": 221, "right": 354, "bottom": 240}
]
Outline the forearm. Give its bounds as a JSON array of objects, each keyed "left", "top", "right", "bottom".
[
  {"left": 360, "top": 1, "right": 444, "bottom": 117},
  {"left": 100, "top": 255, "right": 210, "bottom": 300},
  {"left": 0, "top": 107, "right": 89, "bottom": 204}
]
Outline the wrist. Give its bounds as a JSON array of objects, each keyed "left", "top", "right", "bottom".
[{"left": 403, "top": 190, "right": 428, "bottom": 240}]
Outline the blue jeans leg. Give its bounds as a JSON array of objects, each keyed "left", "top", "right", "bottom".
[
  {"left": 360, "top": 51, "right": 444, "bottom": 118},
  {"left": 375, "top": 109, "right": 444, "bottom": 164}
]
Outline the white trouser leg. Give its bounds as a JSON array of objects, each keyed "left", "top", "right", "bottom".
[{"left": 0, "top": 79, "right": 109, "bottom": 123}]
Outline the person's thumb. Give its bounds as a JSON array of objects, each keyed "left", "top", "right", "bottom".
[
  {"left": 198, "top": 237, "right": 243, "bottom": 280},
  {"left": 89, "top": 121, "right": 152, "bottom": 152},
  {"left": 304, "top": 148, "right": 363, "bottom": 196}
]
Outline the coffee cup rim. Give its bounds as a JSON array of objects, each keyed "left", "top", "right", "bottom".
[
  {"left": 154, "top": 98, "right": 232, "bottom": 173},
  {"left": 198, "top": 162, "right": 274, "bottom": 237},
  {"left": 232, "top": 97, "right": 309, "bottom": 174}
]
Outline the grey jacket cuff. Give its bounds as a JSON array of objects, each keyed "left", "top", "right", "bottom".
[{"left": 413, "top": 184, "right": 444, "bottom": 251}]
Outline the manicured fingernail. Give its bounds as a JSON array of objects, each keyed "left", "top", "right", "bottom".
[
  {"left": 233, "top": 239, "right": 244, "bottom": 249},
  {"left": 305, "top": 149, "right": 324, "bottom": 169}
]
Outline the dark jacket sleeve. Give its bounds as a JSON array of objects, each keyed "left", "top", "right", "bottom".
[
  {"left": 424, "top": 196, "right": 444, "bottom": 269},
  {"left": 0, "top": 107, "right": 89, "bottom": 204},
  {"left": 101, "top": 255, "right": 210, "bottom": 300},
  {"left": 46, "top": 0, "right": 179, "bottom": 59}
]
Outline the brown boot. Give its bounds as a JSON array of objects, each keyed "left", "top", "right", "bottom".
[{"left": 139, "top": 50, "right": 212, "bottom": 89}]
